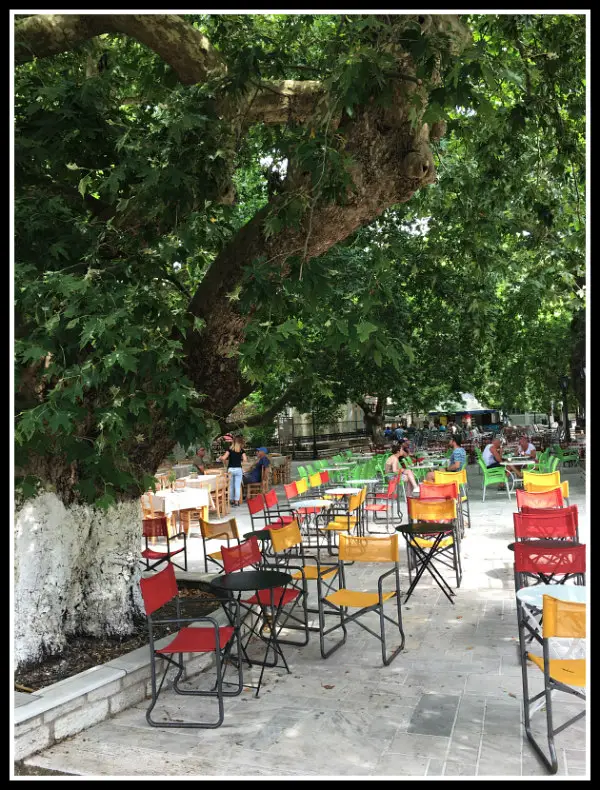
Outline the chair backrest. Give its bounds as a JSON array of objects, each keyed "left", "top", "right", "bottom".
[
  {"left": 270, "top": 520, "right": 302, "bottom": 553},
  {"left": 199, "top": 517, "right": 239, "bottom": 541},
  {"left": 309, "top": 472, "right": 322, "bottom": 489},
  {"left": 247, "top": 494, "right": 265, "bottom": 516},
  {"left": 513, "top": 542, "right": 586, "bottom": 578},
  {"left": 339, "top": 533, "right": 399, "bottom": 563},
  {"left": 419, "top": 481, "right": 460, "bottom": 501},
  {"left": 523, "top": 470, "right": 561, "bottom": 489},
  {"left": 407, "top": 497, "right": 457, "bottom": 522},
  {"left": 142, "top": 516, "right": 169, "bottom": 538},
  {"left": 221, "top": 535, "right": 262, "bottom": 573},
  {"left": 320, "top": 470, "right": 330, "bottom": 484},
  {"left": 434, "top": 469, "right": 467, "bottom": 486},
  {"left": 542, "top": 596, "right": 586, "bottom": 639},
  {"left": 521, "top": 504, "right": 578, "bottom": 527},
  {"left": 513, "top": 510, "right": 578, "bottom": 541},
  {"left": 526, "top": 480, "right": 570, "bottom": 499},
  {"left": 297, "top": 466, "right": 308, "bottom": 478},
  {"left": 284, "top": 480, "right": 298, "bottom": 500},
  {"left": 141, "top": 493, "right": 155, "bottom": 516},
  {"left": 173, "top": 479, "right": 186, "bottom": 490},
  {"left": 385, "top": 477, "right": 398, "bottom": 498},
  {"left": 306, "top": 464, "right": 316, "bottom": 476},
  {"left": 140, "top": 563, "right": 178, "bottom": 616},
  {"left": 263, "top": 489, "right": 278, "bottom": 510},
  {"left": 296, "top": 478, "right": 308, "bottom": 495},
  {"left": 516, "top": 487, "right": 564, "bottom": 510},
  {"left": 347, "top": 491, "right": 363, "bottom": 512}
]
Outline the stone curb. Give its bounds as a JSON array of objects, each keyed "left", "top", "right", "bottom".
[{"left": 13, "top": 604, "right": 229, "bottom": 762}]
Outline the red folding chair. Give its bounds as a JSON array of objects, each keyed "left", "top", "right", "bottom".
[
  {"left": 513, "top": 543, "right": 586, "bottom": 591},
  {"left": 263, "top": 488, "right": 295, "bottom": 527},
  {"left": 516, "top": 488, "right": 564, "bottom": 511},
  {"left": 139, "top": 563, "right": 242, "bottom": 728},
  {"left": 513, "top": 509, "right": 579, "bottom": 543},
  {"left": 140, "top": 516, "right": 187, "bottom": 573},
  {"left": 365, "top": 475, "right": 401, "bottom": 533}
]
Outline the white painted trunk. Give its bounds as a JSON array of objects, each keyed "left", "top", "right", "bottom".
[{"left": 14, "top": 493, "right": 144, "bottom": 668}]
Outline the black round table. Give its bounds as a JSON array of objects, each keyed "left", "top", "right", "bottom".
[
  {"left": 210, "top": 569, "right": 291, "bottom": 592},
  {"left": 210, "top": 569, "right": 293, "bottom": 696}
]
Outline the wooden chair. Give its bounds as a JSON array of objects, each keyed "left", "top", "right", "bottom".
[
  {"left": 211, "top": 473, "right": 230, "bottom": 518},
  {"left": 141, "top": 492, "right": 176, "bottom": 538},
  {"left": 243, "top": 465, "right": 272, "bottom": 502}
]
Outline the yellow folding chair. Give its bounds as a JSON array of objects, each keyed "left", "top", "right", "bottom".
[
  {"left": 521, "top": 595, "right": 586, "bottom": 774},
  {"left": 308, "top": 472, "right": 322, "bottom": 493},
  {"left": 434, "top": 468, "right": 471, "bottom": 530},
  {"left": 319, "top": 489, "right": 365, "bottom": 555},
  {"left": 269, "top": 520, "right": 344, "bottom": 656},
  {"left": 295, "top": 477, "right": 309, "bottom": 497},
  {"left": 321, "top": 533, "right": 405, "bottom": 665}
]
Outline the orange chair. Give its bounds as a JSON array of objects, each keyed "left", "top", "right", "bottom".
[
  {"left": 516, "top": 488, "right": 564, "bottom": 511},
  {"left": 404, "top": 497, "right": 461, "bottom": 603}
]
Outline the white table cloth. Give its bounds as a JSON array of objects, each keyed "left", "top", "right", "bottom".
[
  {"left": 179, "top": 474, "right": 219, "bottom": 492},
  {"left": 325, "top": 487, "right": 361, "bottom": 495},
  {"left": 151, "top": 488, "right": 209, "bottom": 515}
]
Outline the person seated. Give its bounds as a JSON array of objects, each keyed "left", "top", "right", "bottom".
[
  {"left": 243, "top": 447, "right": 271, "bottom": 487},
  {"left": 506, "top": 435, "right": 536, "bottom": 479},
  {"left": 447, "top": 435, "right": 467, "bottom": 471},
  {"left": 482, "top": 437, "right": 510, "bottom": 489},
  {"left": 385, "top": 444, "right": 420, "bottom": 495},
  {"left": 191, "top": 446, "right": 209, "bottom": 474}
]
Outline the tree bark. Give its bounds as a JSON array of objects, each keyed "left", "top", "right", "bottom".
[
  {"left": 356, "top": 394, "right": 386, "bottom": 444},
  {"left": 14, "top": 494, "right": 143, "bottom": 668}
]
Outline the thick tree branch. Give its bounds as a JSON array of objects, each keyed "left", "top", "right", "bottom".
[
  {"left": 240, "top": 80, "right": 325, "bottom": 125},
  {"left": 15, "top": 14, "right": 225, "bottom": 85},
  {"left": 221, "top": 380, "right": 306, "bottom": 432}
]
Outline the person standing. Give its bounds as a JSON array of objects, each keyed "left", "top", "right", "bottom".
[{"left": 219, "top": 435, "right": 246, "bottom": 506}]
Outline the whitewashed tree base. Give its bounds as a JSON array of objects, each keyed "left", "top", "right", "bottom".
[{"left": 14, "top": 493, "right": 144, "bottom": 668}]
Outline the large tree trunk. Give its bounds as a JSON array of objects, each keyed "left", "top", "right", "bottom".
[
  {"left": 14, "top": 494, "right": 143, "bottom": 668},
  {"left": 357, "top": 395, "right": 386, "bottom": 444}
]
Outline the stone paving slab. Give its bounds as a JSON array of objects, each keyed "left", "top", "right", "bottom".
[{"left": 21, "top": 464, "right": 588, "bottom": 778}]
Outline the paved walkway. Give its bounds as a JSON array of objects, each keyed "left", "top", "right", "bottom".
[{"left": 23, "top": 464, "right": 587, "bottom": 777}]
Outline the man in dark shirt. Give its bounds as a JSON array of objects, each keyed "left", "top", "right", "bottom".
[{"left": 243, "top": 447, "right": 271, "bottom": 485}]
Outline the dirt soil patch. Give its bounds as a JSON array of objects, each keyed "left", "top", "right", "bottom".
[{"left": 15, "top": 582, "right": 221, "bottom": 694}]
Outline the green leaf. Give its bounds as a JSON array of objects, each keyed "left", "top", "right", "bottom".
[
  {"left": 78, "top": 175, "right": 92, "bottom": 197},
  {"left": 356, "top": 321, "right": 378, "bottom": 343},
  {"left": 401, "top": 342, "right": 415, "bottom": 365}
]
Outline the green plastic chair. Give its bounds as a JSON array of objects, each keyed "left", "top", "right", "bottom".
[
  {"left": 552, "top": 445, "right": 579, "bottom": 469},
  {"left": 297, "top": 465, "right": 308, "bottom": 479},
  {"left": 477, "top": 458, "right": 511, "bottom": 502}
]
